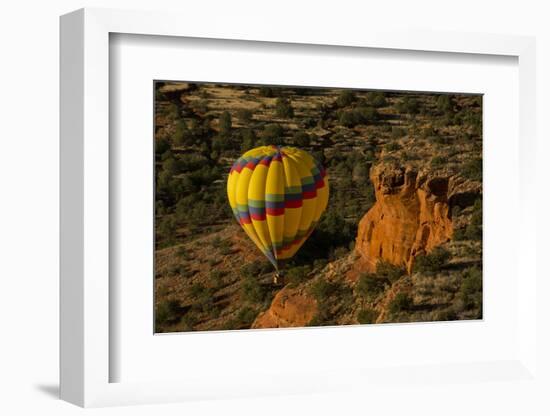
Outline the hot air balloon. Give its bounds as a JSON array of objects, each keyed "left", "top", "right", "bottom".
[{"left": 227, "top": 145, "right": 329, "bottom": 284}]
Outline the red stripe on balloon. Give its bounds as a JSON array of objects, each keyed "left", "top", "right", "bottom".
[
  {"left": 250, "top": 212, "right": 266, "bottom": 221},
  {"left": 284, "top": 199, "right": 303, "bottom": 208},
  {"left": 266, "top": 207, "right": 285, "bottom": 216},
  {"left": 302, "top": 190, "right": 317, "bottom": 199}
]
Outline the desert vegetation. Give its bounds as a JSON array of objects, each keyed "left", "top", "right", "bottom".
[{"left": 154, "top": 81, "right": 482, "bottom": 332}]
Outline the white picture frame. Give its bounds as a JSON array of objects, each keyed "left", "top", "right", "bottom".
[{"left": 60, "top": 7, "right": 538, "bottom": 408}]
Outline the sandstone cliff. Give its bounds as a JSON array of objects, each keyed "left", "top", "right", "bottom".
[
  {"left": 252, "top": 162, "right": 482, "bottom": 329},
  {"left": 355, "top": 163, "right": 479, "bottom": 272},
  {"left": 252, "top": 286, "right": 317, "bottom": 329}
]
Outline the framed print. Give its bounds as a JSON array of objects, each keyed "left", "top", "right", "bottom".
[{"left": 60, "top": 7, "right": 539, "bottom": 409}]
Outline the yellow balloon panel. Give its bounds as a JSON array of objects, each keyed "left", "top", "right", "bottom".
[{"left": 227, "top": 145, "right": 329, "bottom": 269}]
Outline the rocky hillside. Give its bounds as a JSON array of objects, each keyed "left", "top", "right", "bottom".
[
  {"left": 154, "top": 81, "right": 483, "bottom": 332},
  {"left": 252, "top": 160, "right": 482, "bottom": 328}
]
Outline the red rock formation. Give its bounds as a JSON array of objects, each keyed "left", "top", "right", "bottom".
[
  {"left": 355, "top": 164, "right": 458, "bottom": 272},
  {"left": 252, "top": 286, "right": 317, "bottom": 329},
  {"left": 253, "top": 163, "right": 481, "bottom": 328}
]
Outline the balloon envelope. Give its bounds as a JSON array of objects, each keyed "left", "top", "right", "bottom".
[{"left": 227, "top": 145, "right": 329, "bottom": 269}]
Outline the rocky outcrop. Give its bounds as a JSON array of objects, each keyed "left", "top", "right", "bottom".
[
  {"left": 252, "top": 163, "right": 481, "bottom": 329},
  {"left": 252, "top": 286, "right": 317, "bottom": 328},
  {"left": 355, "top": 163, "right": 480, "bottom": 272}
]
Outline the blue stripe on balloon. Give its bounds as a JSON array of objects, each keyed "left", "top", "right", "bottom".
[
  {"left": 265, "top": 200, "right": 285, "bottom": 209},
  {"left": 248, "top": 206, "right": 266, "bottom": 216},
  {"left": 301, "top": 182, "right": 316, "bottom": 193},
  {"left": 238, "top": 210, "right": 250, "bottom": 221},
  {"left": 284, "top": 192, "right": 303, "bottom": 201}
]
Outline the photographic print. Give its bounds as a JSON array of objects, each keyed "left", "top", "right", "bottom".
[{"left": 154, "top": 82, "right": 482, "bottom": 333}]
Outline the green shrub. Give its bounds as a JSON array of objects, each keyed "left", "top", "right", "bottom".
[
  {"left": 157, "top": 216, "right": 177, "bottom": 246},
  {"left": 293, "top": 131, "right": 311, "bottom": 147},
  {"left": 332, "top": 246, "right": 349, "bottom": 259},
  {"left": 311, "top": 210, "right": 356, "bottom": 255},
  {"left": 437, "top": 95, "right": 453, "bottom": 113},
  {"left": 208, "top": 258, "right": 222, "bottom": 267},
  {"left": 240, "top": 261, "right": 272, "bottom": 277},
  {"left": 222, "top": 307, "right": 258, "bottom": 330},
  {"left": 356, "top": 273, "right": 387, "bottom": 301},
  {"left": 188, "top": 283, "right": 204, "bottom": 297},
  {"left": 431, "top": 155, "right": 447, "bottom": 167},
  {"left": 286, "top": 265, "right": 311, "bottom": 287},
  {"left": 357, "top": 308, "right": 379, "bottom": 324},
  {"left": 308, "top": 300, "right": 337, "bottom": 326},
  {"left": 260, "top": 123, "right": 284, "bottom": 145},
  {"left": 358, "top": 106, "right": 378, "bottom": 122},
  {"left": 236, "top": 306, "right": 257, "bottom": 326},
  {"left": 173, "top": 120, "right": 193, "bottom": 146},
  {"left": 460, "top": 266, "right": 482, "bottom": 310},
  {"left": 336, "top": 90, "right": 356, "bottom": 107},
  {"left": 179, "top": 311, "right": 197, "bottom": 331},
  {"left": 211, "top": 236, "right": 228, "bottom": 249},
  {"left": 176, "top": 246, "right": 193, "bottom": 260},
  {"left": 258, "top": 86, "right": 275, "bottom": 97},
  {"left": 236, "top": 108, "right": 253, "bottom": 123},
  {"left": 178, "top": 153, "right": 209, "bottom": 172},
  {"left": 275, "top": 97, "right": 294, "bottom": 118},
  {"left": 310, "top": 279, "right": 337, "bottom": 301},
  {"left": 299, "top": 117, "right": 316, "bottom": 129},
  {"left": 161, "top": 156, "right": 180, "bottom": 176},
  {"left": 466, "top": 199, "right": 482, "bottom": 240},
  {"left": 338, "top": 106, "right": 378, "bottom": 127},
  {"left": 376, "top": 261, "right": 405, "bottom": 283},
  {"left": 211, "top": 237, "right": 234, "bottom": 254},
  {"left": 188, "top": 284, "right": 215, "bottom": 313},
  {"left": 313, "top": 258, "right": 328, "bottom": 270},
  {"left": 210, "top": 270, "right": 225, "bottom": 287},
  {"left": 240, "top": 128, "right": 257, "bottom": 151},
  {"left": 389, "top": 292, "right": 413, "bottom": 314},
  {"left": 430, "top": 135, "right": 451, "bottom": 145},
  {"left": 338, "top": 110, "right": 357, "bottom": 127},
  {"left": 308, "top": 282, "right": 348, "bottom": 326},
  {"left": 397, "top": 97, "right": 420, "bottom": 115},
  {"left": 420, "top": 126, "right": 436, "bottom": 140},
  {"left": 194, "top": 99, "right": 209, "bottom": 113},
  {"left": 351, "top": 162, "right": 369, "bottom": 184},
  {"left": 385, "top": 141, "right": 401, "bottom": 152},
  {"left": 241, "top": 276, "right": 267, "bottom": 304},
  {"left": 156, "top": 137, "right": 171, "bottom": 156},
  {"left": 364, "top": 91, "right": 387, "bottom": 107},
  {"left": 173, "top": 265, "right": 195, "bottom": 279},
  {"left": 451, "top": 205, "right": 462, "bottom": 219},
  {"left": 435, "top": 307, "right": 458, "bottom": 321},
  {"left": 219, "top": 111, "right": 232, "bottom": 136},
  {"left": 163, "top": 102, "right": 179, "bottom": 120},
  {"left": 452, "top": 228, "right": 467, "bottom": 241},
  {"left": 155, "top": 299, "right": 180, "bottom": 326},
  {"left": 413, "top": 246, "right": 451, "bottom": 273},
  {"left": 463, "top": 157, "right": 482, "bottom": 181},
  {"left": 400, "top": 151, "right": 420, "bottom": 162},
  {"left": 391, "top": 126, "right": 407, "bottom": 139}
]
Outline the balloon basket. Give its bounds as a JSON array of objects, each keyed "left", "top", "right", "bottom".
[{"left": 273, "top": 271, "right": 285, "bottom": 286}]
